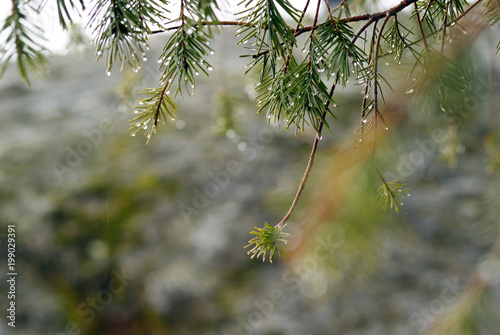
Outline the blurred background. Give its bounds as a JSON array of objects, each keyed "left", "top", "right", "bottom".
[{"left": 1, "top": 3, "right": 500, "bottom": 335}]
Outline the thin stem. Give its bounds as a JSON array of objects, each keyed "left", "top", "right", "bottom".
[
  {"left": 152, "top": 0, "right": 419, "bottom": 37},
  {"left": 372, "top": 14, "right": 391, "bottom": 155},
  {"left": 353, "top": 18, "right": 375, "bottom": 44},
  {"left": 414, "top": 2, "right": 429, "bottom": 51},
  {"left": 277, "top": 83, "right": 336, "bottom": 228},
  {"left": 440, "top": 1, "right": 450, "bottom": 54}
]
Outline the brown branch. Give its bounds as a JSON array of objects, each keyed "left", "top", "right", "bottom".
[
  {"left": 277, "top": 83, "right": 336, "bottom": 228},
  {"left": 414, "top": 1, "right": 429, "bottom": 51},
  {"left": 276, "top": 0, "right": 325, "bottom": 229}
]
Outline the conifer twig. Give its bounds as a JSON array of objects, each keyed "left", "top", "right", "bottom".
[
  {"left": 414, "top": 2, "right": 429, "bottom": 51},
  {"left": 277, "top": 84, "right": 336, "bottom": 228}
]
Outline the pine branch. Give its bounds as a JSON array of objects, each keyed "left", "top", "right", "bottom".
[
  {"left": 89, "top": 0, "right": 169, "bottom": 72},
  {"left": 0, "top": 0, "right": 48, "bottom": 86},
  {"left": 56, "top": 0, "right": 85, "bottom": 30},
  {"left": 245, "top": 223, "right": 291, "bottom": 263},
  {"left": 130, "top": 82, "right": 177, "bottom": 143},
  {"left": 377, "top": 171, "right": 410, "bottom": 212}
]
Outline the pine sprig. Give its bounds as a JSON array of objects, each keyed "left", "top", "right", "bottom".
[
  {"left": 485, "top": 0, "right": 500, "bottom": 25},
  {"left": 237, "top": 0, "right": 300, "bottom": 75},
  {"left": 89, "top": 0, "right": 169, "bottom": 72},
  {"left": 0, "top": 0, "right": 48, "bottom": 86},
  {"left": 130, "top": 83, "right": 177, "bottom": 143},
  {"left": 255, "top": 55, "right": 335, "bottom": 132},
  {"left": 377, "top": 179, "right": 409, "bottom": 212},
  {"left": 158, "top": 21, "right": 214, "bottom": 98},
  {"left": 316, "top": 19, "right": 367, "bottom": 86},
  {"left": 56, "top": 0, "right": 85, "bottom": 30},
  {"left": 245, "top": 223, "right": 291, "bottom": 263}
]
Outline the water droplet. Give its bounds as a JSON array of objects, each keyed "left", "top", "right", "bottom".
[
  {"left": 136, "top": 123, "right": 141, "bottom": 127},
  {"left": 186, "top": 27, "right": 193, "bottom": 35},
  {"left": 385, "top": 126, "right": 389, "bottom": 130},
  {"left": 318, "top": 68, "right": 325, "bottom": 73},
  {"left": 407, "top": 194, "right": 411, "bottom": 197},
  {"left": 295, "top": 73, "right": 299, "bottom": 78},
  {"left": 134, "top": 110, "right": 139, "bottom": 114},
  {"left": 143, "top": 56, "right": 148, "bottom": 61},
  {"left": 195, "top": 72, "right": 199, "bottom": 76},
  {"left": 157, "top": 58, "right": 163, "bottom": 64},
  {"left": 208, "top": 66, "right": 214, "bottom": 71},
  {"left": 143, "top": 125, "right": 148, "bottom": 129},
  {"left": 190, "top": 84, "right": 195, "bottom": 88},
  {"left": 236, "top": 28, "right": 242, "bottom": 33},
  {"left": 206, "top": 41, "right": 210, "bottom": 46},
  {"left": 210, "top": 50, "right": 215, "bottom": 55},
  {"left": 243, "top": 40, "right": 248, "bottom": 44},
  {"left": 175, "top": 42, "right": 179, "bottom": 47},
  {"left": 362, "top": 119, "right": 367, "bottom": 124},
  {"left": 131, "top": 133, "right": 136, "bottom": 137},
  {"left": 106, "top": 71, "right": 111, "bottom": 76},
  {"left": 256, "top": 82, "right": 261, "bottom": 86},
  {"left": 290, "top": 102, "right": 295, "bottom": 106},
  {"left": 406, "top": 89, "right": 414, "bottom": 94},
  {"left": 97, "top": 50, "right": 103, "bottom": 56},
  {"left": 166, "top": 90, "right": 170, "bottom": 94},
  {"left": 133, "top": 68, "right": 139, "bottom": 73},
  {"left": 171, "top": 117, "right": 175, "bottom": 121},
  {"left": 316, "top": 134, "right": 323, "bottom": 140},
  {"left": 385, "top": 62, "right": 389, "bottom": 65}
]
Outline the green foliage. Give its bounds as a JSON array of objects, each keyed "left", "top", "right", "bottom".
[
  {"left": 0, "top": 0, "right": 498, "bottom": 263},
  {"left": 316, "top": 19, "right": 366, "bottom": 86},
  {"left": 130, "top": 85, "right": 177, "bottom": 142},
  {"left": 245, "top": 223, "right": 291, "bottom": 263},
  {"left": 88, "top": 0, "right": 169, "bottom": 72},
  {"left": 237, "top": 0, "right": 299, "bottom": 74},
  {"left": 0, "top": 0, "right": 48, "bottom": 86},
  {"left": 158, "top": 23, "right": 214, "bottom": 97},
  {"left": 56, "top": 0, "right": 85, "bottom": 30},
  {"left": 255, "top": 53, "right": 335, "bottom": 131},
  {"left": 377, "top": 179, "right": 409, "bottom": 212},
  {"left": 486, "top": 0, "right": 500, "bottom": 25}
]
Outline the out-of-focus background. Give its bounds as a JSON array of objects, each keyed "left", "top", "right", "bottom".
[{"left": 1, "top": 3, "right": 500, "bottom": 335}]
